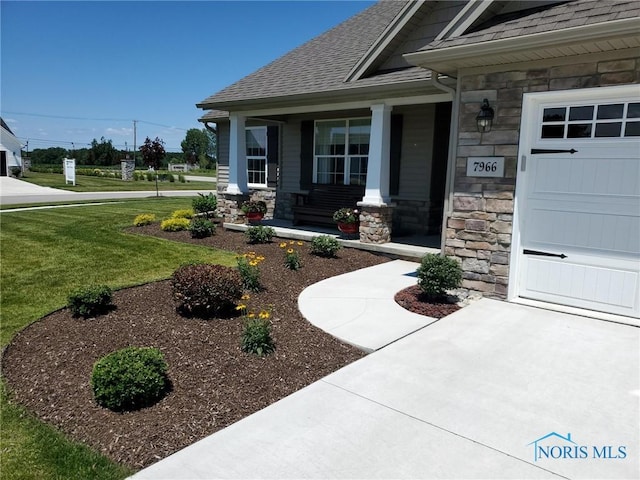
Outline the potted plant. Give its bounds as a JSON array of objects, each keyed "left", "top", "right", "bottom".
[
  {"left": 333, "top": 207, "right": 359, "bottom": 235},
  {"left": 241, "top": 200, "right": 268, "bottom": 222}
]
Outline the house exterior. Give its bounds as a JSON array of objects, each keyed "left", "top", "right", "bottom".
[
  {"left": 197, "top": 0, "right": 640, "bottom": 320},
  {"left": 0, "top": 117, "right": 23, "bottom": 176}
]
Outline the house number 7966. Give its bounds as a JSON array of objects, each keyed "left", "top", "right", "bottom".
[
  {"left": 473, "top": 161, "right": 498, "bottom": 172},
  {"left": 466, "top": 156, "right": 505, "bottom": 178}
]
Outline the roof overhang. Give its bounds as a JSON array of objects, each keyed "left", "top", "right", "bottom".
[
  {"left": 404, "top": 17, "right": 640, "bottom": 76},
  {"left": 196, "top": 76, "right": 447, "bottom": 114}
]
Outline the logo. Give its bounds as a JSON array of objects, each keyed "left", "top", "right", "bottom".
[{"left": 527, "top": 432, "right": 627, "bottom": 462}]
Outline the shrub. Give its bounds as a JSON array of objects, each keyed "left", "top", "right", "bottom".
[
  {"left": 236, "top": 253, "right": 264, "bottom": 292},
  {"left": 189, "top": 218, "right": 216, "bottom": 238},
  {"left": 172, "top": 263, "right": 243, "bottom": 318},
  {"left": 310, "top": 235, "right": 341, "bottom": 258},
  {"left": 9, "top": 166, "right": 22, "bottom": 178},
  {"left": 168, "top": 173, "right": 175, "bottom": 183},
  {"left": 416, "top": 254, "right": 462, "bottom": 299},
  {"left": 245, "top": 225, "right": 275, "bottom": 244},
  {"left": 192, "top": 193, "right": 217, "bottom": 216},
  {"left": 241, "top": 317, "right": 275, "bottom": 356},
  {"left": 171, "top": 209, "right": 194, "bottom": 219},
  {"left": 280, "top": 242, "right": 302, "bottom": 270},
  {"left": 91, "top": 347, "right": 169, "bottom": 412},
  {"left": 146, "top": 172, "right": 155, "bottom": 181},
  {"left": 160, "top": 217, "right": 190, "bottom": 232},
  {"left": 67, "top": 285, "right": 113, "bottom": 318},
  {"left": 133, "top": 213, "right": 156, "bottom": 227},
  {"left": 178, "top": 174, "right": 186, "bottom": 183}
]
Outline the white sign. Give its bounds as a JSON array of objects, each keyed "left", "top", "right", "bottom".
[
  {"left": 64, "top": 158, "right": 76, "bottom": 185},
  {"left": 466, "top": 156, "right": 505, "bottom": 178}
]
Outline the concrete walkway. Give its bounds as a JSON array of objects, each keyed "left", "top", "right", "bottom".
[
  {"left": 299, "top": 260, "right": 437, "bottom": 351},
  {"left": 132, "top": 266, "right": 639, "bottom": 479}
]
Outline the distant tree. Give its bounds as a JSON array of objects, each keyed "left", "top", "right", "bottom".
[
  {"left": 29, "top": 147, "right": 69, "bottom": 164},
  {"left": 139, "top": 137, "right": 166, "bottom": 170},
  {"left": 89, "top": 137, "right": 118, "bottom": 166},
  {"left": 180, "top": 128, "right": 215, "bottom": 169}
]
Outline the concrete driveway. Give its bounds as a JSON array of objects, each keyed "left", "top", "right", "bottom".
[
  {"left": 132, "top": 299, "right": 639, "bottom": 479},
  {"left": 0, "top": 177, "right": 214, "bottom": 206}
]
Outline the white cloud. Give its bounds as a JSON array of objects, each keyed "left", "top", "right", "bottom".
[{"left": 105, "top": 127, "right": 133, "bottom": 137}]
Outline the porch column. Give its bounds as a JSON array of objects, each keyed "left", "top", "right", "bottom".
[
  {"left": 227, "top": 113, "right": 248, "bottom": 194},
  {"left": 362, "top": 103, "right": 392, "bottom": 205}
]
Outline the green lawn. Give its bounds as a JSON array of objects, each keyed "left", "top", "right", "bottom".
[
  {"left": 20, "top": 171, "right": 216, "bottom": 192},
  {"left": 0, "top": 198, "right": 236, "bottom": 479}
]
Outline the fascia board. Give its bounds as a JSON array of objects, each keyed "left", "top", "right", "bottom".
[
  {"left": 404, "top": 17, "right": 640, "bottom": 70},
  {"left": 344, "top": 0, "right": 426, "bottom": 83}
]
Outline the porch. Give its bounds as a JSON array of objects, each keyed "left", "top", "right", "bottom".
[{"left": 224, "top": 218, "right": 440, "bottom": 260}]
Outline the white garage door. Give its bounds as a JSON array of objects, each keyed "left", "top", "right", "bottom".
[{"left": 514, "top": 86, "right": 640, "bottom": 319}]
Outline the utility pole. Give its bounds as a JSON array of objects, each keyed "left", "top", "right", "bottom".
[{"left": 133, "top": 120, "right": 137, "bottom": 165}]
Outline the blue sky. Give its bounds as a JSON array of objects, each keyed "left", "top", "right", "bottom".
[{"left": 1, "top": 1, "right": 374, "bottom": 153}]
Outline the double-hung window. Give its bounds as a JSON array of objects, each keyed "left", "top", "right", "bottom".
[
  {"left": 314, "top": 118, "right": 370, "bottom": 185},
  {"left": 246, "top": 127, "right": 267, "bottom": 186}
]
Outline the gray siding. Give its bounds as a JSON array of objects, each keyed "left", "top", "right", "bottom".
[
  {"left": 280, "top": 121, "right": 301, "bottom": 193},
  {"left": 396, "top": 104, "right": 435, "bottom": 200},
  {"left": 380, "top": 1, "right": 466, "bottom": 71},
  {"left": 216, "top": 122, "right": 230, "bottom": 187}
]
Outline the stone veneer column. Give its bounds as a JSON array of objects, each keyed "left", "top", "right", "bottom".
[
  {"left": 218, "top": 193, "right": 249, "bottom": 224},
  {"left": 121, "top": 159, "right": 135, "bottom": 181},
  {"left": 358, "top": 204, "right": 393, "bottom": 244}
]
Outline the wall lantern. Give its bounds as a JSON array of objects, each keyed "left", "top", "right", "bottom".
[{"left": 476, "top": 98, "right": 495, "bottom": 133}]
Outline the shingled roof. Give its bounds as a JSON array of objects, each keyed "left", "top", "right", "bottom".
[
  {"left": 420, "top": 0, "right": 640, "bottom": 52},
  {"left": 197, "top": 1, "right": 433, "bottom": 111}
]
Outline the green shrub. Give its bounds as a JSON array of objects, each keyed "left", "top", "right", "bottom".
[
  {"left": 168, "top": 173, "right": 175, "bottom": 183},
  {"left": 67, "top": 285, "right": 113, "bottom": 318},
  {"left": 178, "top": 174, "right": 186, "bottom": 183},
  {"left": 171, "top": 263, "right": 243, "bottom": 318},
  {"left": 160, "top": 217, "right": 190, "bottom": 232},
  {"left": 171, "top": 209, "right": 194, "bottom": 219},
  {"left": 310, "top": 235, "right": 341, "bottom": 258},
  {"left": 236, "top": 253, "right": 264, "bottom": 292},
  {"left": 189, "top": 218, "right": 216, "bottom": 238},
  {"left": 245, "top": 225, "right": 275, "bottom": 244},
  {"left": 133, "top": 213, "right": 156, "bottom": 227},
  {"left": 241, "top": 317, "right": 275, "bottom": 356},
  {"left": 416, "top": 254, "right": 462, "bottom": 299},
  {"left": 9, "top": 166, "right": 22, "bottom": 178},
  {"left": 192, "top": 193, "right": 217, "bottom": 216},
  {"left": 146, "top": 172, "right": 155, "bottom": 181},
  {"left": 91, "top": 347, "right": 169, "bottom": 412}
]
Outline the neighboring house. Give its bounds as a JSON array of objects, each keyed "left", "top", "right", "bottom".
[
  {"left": 197, "top": 0, "right": 640, "bottom": 319},
  {"left": 0, "top": 117, "right": 23, "bottom": 176}
]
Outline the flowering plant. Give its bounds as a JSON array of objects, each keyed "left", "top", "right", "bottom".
[
  {"left": 332, "top": 207, "right": 359, "bottom": 224},
  {"left": 236, "top": 295, "right": 275, "bottom": 356},
  {"left": 241, "top": 200, "right": 267, "bottom": 214},
  {"left": 280, "top": 240, "right": 304, "bottom": 270}
]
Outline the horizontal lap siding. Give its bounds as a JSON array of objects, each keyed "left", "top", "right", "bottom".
[
  {"left": 397, "top": 104, "right": 435, "bottom": 201},
  {"left": 280, "top": 121, "right": 301, "bottom": 193},
  {"left": 216, "top": 122, "right": 230, "bottom": 187}
]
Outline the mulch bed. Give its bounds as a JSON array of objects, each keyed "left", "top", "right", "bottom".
[
  {"left": 2, "top": 224, "right": 460, "bottom": 470},
  {"left": 394, "top": 285, "right": 461, "bottom": 318}
]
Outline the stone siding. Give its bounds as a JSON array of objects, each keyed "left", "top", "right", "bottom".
[{"left": 450, "top": 55, "right": 639, "bottom": 297}]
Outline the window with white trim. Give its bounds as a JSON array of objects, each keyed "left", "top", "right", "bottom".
[
  {"left": 541, "top": 102, "right": 640, "bottom": 139},
  {"left": 246, "top": 127, "right": 267, "bottom": 186},
  {"left": 313, "top": 118, "right": 370, "bottom": 185}
]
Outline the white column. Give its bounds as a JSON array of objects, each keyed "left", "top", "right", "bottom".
[
  {"left": 226, "top": 113, "right": 248, "bottom": 194},
  {"left": 361, "top": 103, "right": 392, "bottom": 205}
]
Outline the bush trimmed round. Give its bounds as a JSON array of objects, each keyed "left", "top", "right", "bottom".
[
  {"left": 91, "top": 347, "right": 169, "bottom": 412},
  {"left": 171, "top": 263, "right": 243, "bottom": 318},
  {"left": 67, "top": 285, "right": 113, "bottom": 318},
  {"left": 416, "top": 254, "right": 462, "bottom": 299}
]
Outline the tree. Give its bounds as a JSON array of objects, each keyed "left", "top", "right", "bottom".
[
  {"left": 139, "top": 137, "right": 166, "bottom": 170},
  {"left": 139, "top": 137, "right": 166, "bottom": 197},
  {"left": 89, "top": 137, "right": 118, "bottom": 166},
  {"left": 180, "top": 128, "right": 215, "bottom": 168}
]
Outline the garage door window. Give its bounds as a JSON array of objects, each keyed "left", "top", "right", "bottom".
[{"left": 541, "top": 102, "right": 640, "bottom": 139}]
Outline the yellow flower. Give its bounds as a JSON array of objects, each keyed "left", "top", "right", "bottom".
[
  {"left": 257, "top": 255, "right": 265, "bottom": 261},
  {"left": 241, "top": 294, "right": 251, "bottom": 300},
  {"left": 289, "top": 241, "right": 295, "bottom": 245},
  {"left": 297, "top": 241, "right": 303, "bottom": 246},
  {"left": 249, "top": 260, "right": 258, "bottom": 266},
  {"left": 287, "top": 248, "right": 294, "bottom": 254},
  {"left": 248, "top": 312, "right": 255, "bottom": 318},
  {"left": 259, "top": 310, "right": 271, "bottom": 319},
  {"left": 235, "top": 304, "right": 246, "bottom": 311},
  {"left": 279, "top": 242, "right": 287, "bottom": 248}
]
